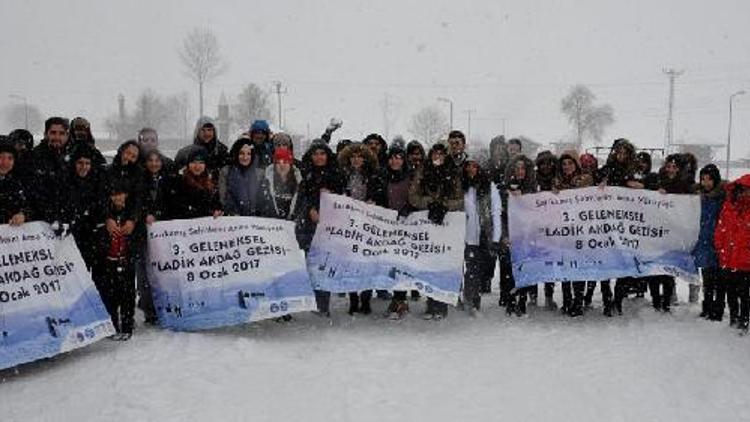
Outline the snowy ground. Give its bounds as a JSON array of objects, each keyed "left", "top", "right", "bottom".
[{"left": 2, "top": 283, "right": 750, "bottom": 422}]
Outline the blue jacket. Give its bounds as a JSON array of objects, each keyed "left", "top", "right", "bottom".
[{"left": 692, "top": 185, "right": 725, "bottom": 269}]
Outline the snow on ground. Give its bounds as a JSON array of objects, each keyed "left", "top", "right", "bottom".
[{"left": 2, "top": 283, "right": 750, "bottom": 422}]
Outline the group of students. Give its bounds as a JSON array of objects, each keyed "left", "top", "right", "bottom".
[{"left": 1, "top": 115, "right": 749, "bottom": 339}]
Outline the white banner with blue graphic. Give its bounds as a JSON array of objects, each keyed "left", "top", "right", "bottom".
[
  {"left": 508, "top": 186, "right": 700, "bottom": 286},
  {"left": 147, "top": 217, "right": 316, "bottom": 331},
  {"left": 307, "top": 193, "right": 465, "bottom": 305},
  {"left": 0, "top": 222, "right": 115, "bottom": 370}
]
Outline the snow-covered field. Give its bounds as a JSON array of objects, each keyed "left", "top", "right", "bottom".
[{"left": 2, "top": 283, "right": 749, "bottom": 422}]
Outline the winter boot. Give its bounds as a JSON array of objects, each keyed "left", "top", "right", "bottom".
[
  {"left": 360, "top": 294, "right": 372, "bottom": 315},
  {"left": 410, "top": 290, "right": 420, "bottom": 301},
  {"left": 651, "top": 293, "right": 662, "bottom": 312},
  {"left": 700, "top": 301, "right": 710, "bottom": 319},
  {"left": 348, "top": 293, "right": 360, "bottom": 315}
]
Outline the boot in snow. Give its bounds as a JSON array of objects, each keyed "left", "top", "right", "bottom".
[{"left": 348, "top": 293, "right": 360, "bottom": 315}]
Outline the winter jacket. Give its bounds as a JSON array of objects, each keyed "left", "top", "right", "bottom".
[
  {"left": 0, "top": 173, "right": 29, "bottom": 224},
  {"left": 692, "top": 182, "right": 725, "bottom": 269},
  {"left": 96, "top": 201, "right": 139, "bottom": 265},
  {"left": 598, "top": 139, "right": 637, "bottom": 187},
  {"left": 218, "top": 163, "right": 264, "bottom": 216},
  {"left": 67, "top": 169, "right": 107, "bottom": 252},
  {"left": 553, "top": 154, "right": 594, "bottom": 191},
  {"left": 105, "top": 160, "right": 145, "bottom": 222},
  {"left": 375, "top": 167, "right": 412, "bottom": 216},
  {"left": 657, "top": 173, "right": 692, "bottom": 194},
  {"left": 338, "top": 143, "right": 383, "bottom": 203},
  {"left": 259, "top": 164, "right": 302, "bottom": 220},
  {"left": 142, "top": 172, "right": 179, "bottom": 222},
  {"left": 408, "top": 161, "right": 463, "bottom": 212},
  {"left": 296, "top": 144, "right": 345, "bottom": 250},
  {"left": 170, "top": 174, "right": 223, "bottom": 220},
  {"left": 30, "top": 140, "right": 71, "bottom": 223},
  {"left": 714, "top": 175, "right": 750, "bottom": 272}
]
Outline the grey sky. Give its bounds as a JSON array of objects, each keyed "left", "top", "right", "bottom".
[{"left": 1, "top": 0, "right": 748, "bottom": 157}]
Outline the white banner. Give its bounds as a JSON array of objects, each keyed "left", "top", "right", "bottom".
[
  {"left": 147, "top": 217, "right": 317, "bottom": 331},
  {"left": 307, "top": 193, "right": 465, "bottom": 304},
  {"left": 0, "top": 222, "right": 115, "bottom": 369},
  {"left": 508, "top": 186, "right": 700, "bottom": 286}
]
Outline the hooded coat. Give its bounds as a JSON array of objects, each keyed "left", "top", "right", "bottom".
[
  {"left": 554, "top": 153, "right": 594, "bottom": 190},
  {"left": 692, "top": 177, "right": 725, "bottom": 269},
  {"left": 714, "top": 174, "right": 750, "bottom": 272},
  {"left": 296, "top": 142, "right": 345, "bottom": 250},
  {"left": 408, "top": 146, "right": 463, "bottom": 212},
  {"left": 219, "top": 139, "right": 264, "bottom": 217},
  {"left": 598, "top": 139, "right": 636, "bottom": 187},
  {"left": 337, "top": 143, "right": 383, "bottom": 203},
  {"left": 174, "top": 117, "right": 229, "bottom": 176}
]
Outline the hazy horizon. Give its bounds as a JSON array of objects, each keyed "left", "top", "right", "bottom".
[{"left": 1, "top": 0, "right": 749, "bottom": 158}]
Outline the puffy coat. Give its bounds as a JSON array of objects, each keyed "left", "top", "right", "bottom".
[
  {"left": 170, "top": 173, "right": 223, "bottom": 220},
  {"left": 693, "top": 182, "right": 725, "bottom": 269},
  {"left": 0, "top": 173, "right": 29, "bottom": 224},
  {"left": 714, "top": 174, "right": 750, "bottom": 272}
]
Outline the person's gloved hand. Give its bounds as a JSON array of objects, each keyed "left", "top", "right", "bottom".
[
  {"left": 427, "top": 202, "right": 447, "bottom": 225},
  {"left": 325, "top": 118, "right": 343, "bottom": 133}
]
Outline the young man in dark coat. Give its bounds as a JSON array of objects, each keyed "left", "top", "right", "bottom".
[
  {"left": 174, "top": 117, "right": 229, "bottom": 179},
  {"left": 31, "top": 117, "right": 72, "bottom": 227}
]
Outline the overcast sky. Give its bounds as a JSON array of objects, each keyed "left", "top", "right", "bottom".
[{"left": 1, "top": 0, "right": 749, "bottom": 157}]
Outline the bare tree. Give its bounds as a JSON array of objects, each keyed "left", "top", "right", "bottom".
[
  {"left": 2, "top": 103, "right": 43, "bottom": 132},
  {"left": 408, "top": 106, "right": 449, "bottom": 146},
  {"left": 178, "top": 27, "right": 227, "bottom": 117},
  {"left": 561, "top": 84, "right": 615, "bottom": 148},
  {"left": 233, "top": 83, "right": 272, "bottom": 131}
]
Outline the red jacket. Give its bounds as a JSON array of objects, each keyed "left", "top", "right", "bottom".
[{"left": 714, "top": 174, "right": 750, "bottom": 272}]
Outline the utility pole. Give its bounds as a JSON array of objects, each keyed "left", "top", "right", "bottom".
[
  {"left": 273, "top": 81, "right": 287, "bottom": 128},
  {"left": 464, "top": 109, "right": 476, "bottom": 142},
  {"left": 437, "top": 97, "right": 454, "bottom": 128},
  {"left": 663, "top": 68, "right": 684, "bottom": 151},
  {"left": 726, "top": 90, "right": 746, "bottom": 179},
  {"left": 501, "top": 118, "right": 507, "bottom": 137}
]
